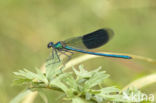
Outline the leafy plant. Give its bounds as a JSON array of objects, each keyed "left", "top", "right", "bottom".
[{"left": 12, "top": 55, "right": 149, "bottom": 103}]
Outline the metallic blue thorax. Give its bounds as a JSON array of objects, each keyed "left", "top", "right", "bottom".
[{"left": 54, "top": 42, "right": 64, "bottom": 49}]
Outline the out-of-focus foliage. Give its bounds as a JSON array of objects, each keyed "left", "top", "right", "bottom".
[{"left": 0, "top": 0, "right": 156, "bottom": 103}]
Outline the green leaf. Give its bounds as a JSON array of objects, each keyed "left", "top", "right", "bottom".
[
  {"left": 62, "top": 74, "right": 78, "bottom": 91},
  {"left": 50, "top": 73, "right": 71, "bottom": 93},
  {"left": 14, "top": 68, "right": 48, "bottom": 85},
  {"left": 12, "top": 78, "right": 32, "bottom": 86},
  {"left": 100, "top": 86, "right": 120, "bottom": 94},
  {"left": 73, "top": 65, "right": 102, "bottom": 79},
  {"left": 35, "top": 68, "right": 48, "bottom": 85},
  {"left": 45, "top": 61, "right": 62, "bottom": 81},
  {"left": 72, "top": 97, "right": 86, "bottom": 103},
  {"left": 84, "top": 71, "right": 109, "bottom": 89},
  {"left": 45, "top": 51, "right": 63, "bottom": 81},
  {"left": 93, "top": 87, "right": 128, "bottom": 102}
]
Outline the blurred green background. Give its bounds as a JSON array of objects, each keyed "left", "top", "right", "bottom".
[{"left": 0, "top": 0, "right": 156, "bottom": 103}]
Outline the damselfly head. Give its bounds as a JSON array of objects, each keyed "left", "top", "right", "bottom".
[{"left": 47, "top": 42, "right": 54, "bottom": 48}]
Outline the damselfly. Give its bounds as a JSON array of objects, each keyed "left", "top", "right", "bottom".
[{"left": 47, "top": 29, "right": 132, "bottom": 63}]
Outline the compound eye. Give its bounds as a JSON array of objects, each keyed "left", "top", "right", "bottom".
[{"left": 47, "top": 42, "right": 53, "bottom": 48}]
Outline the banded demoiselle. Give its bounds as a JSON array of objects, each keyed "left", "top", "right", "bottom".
[{"left": 47, "top": 29, "right": 132, "bottom": 62}]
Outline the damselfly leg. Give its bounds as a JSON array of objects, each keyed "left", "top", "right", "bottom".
[
  {"left": 59, "top": 49, "right": 74, "bottom": 65},
  {"left": 46, "top": 49, "right": 61, "bottom": 67}
]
